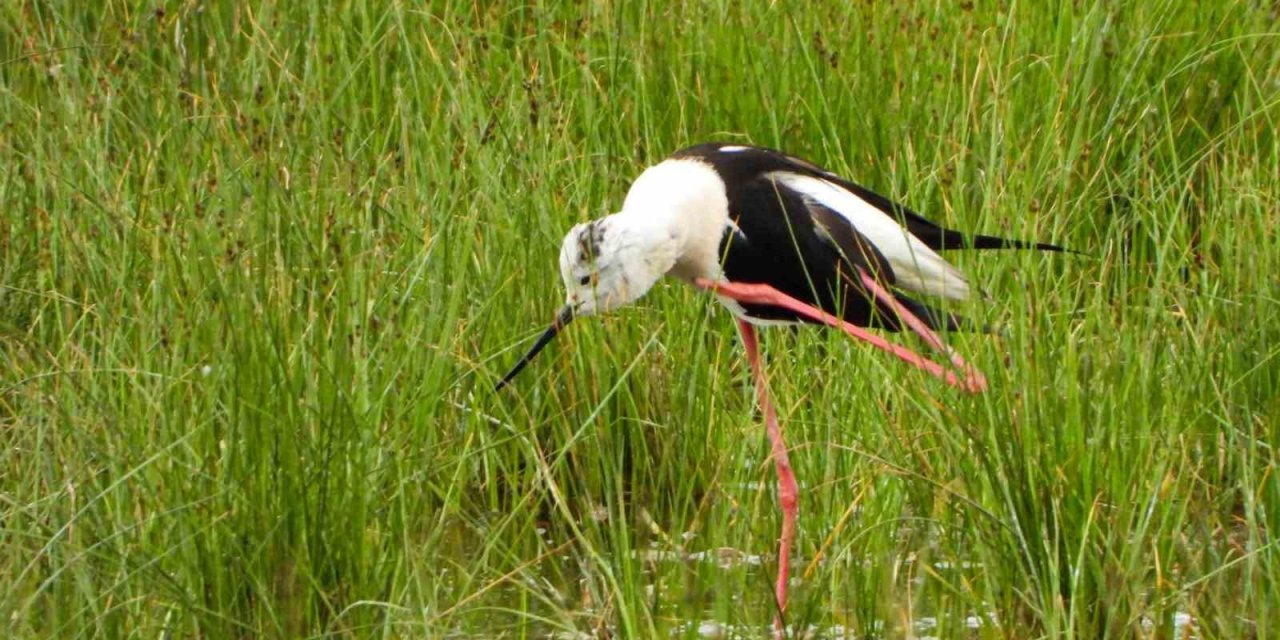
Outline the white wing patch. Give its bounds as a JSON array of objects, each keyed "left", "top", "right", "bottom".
[
  {"left": 718, "top": 145, "right": 750, "bottom": 153},
  {"left": 770, "top": 172, "right": 971, "bottom": 300},
  {"left": 725, "top": 216, "right": 746, "bottom": 239}
]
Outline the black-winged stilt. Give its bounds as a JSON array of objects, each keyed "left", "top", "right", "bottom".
[{"left": 496, "top": 143, "right": 1065, "bottom": 632}]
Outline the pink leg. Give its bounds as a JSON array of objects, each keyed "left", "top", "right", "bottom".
[
  {"left": 855, "top": 269, "right": 987, "bottom": 393},
  {"left": 695, "top": 278, "right": 980, "bottom": 394},
  {"left": 736, "top": 319, "right": 797, "bottom": 635}
]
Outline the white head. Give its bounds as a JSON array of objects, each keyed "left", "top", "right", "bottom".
[
  {"left": 557, "top": 214, "right": 678, "bottom": 316},
  {"left": 493, "top": 213, "right": 678, "bottom": 390},
  {"left": 496, "top": 157, "right": 722, "bottom": 390}
]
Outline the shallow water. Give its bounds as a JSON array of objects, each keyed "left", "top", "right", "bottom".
[{"left": 444, "top": 524, "right": 1199, "bottom": 640}]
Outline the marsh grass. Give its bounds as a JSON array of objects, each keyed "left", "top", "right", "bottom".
[{"left": 2, "top": 1, "right": 1279, "bottom": 637}]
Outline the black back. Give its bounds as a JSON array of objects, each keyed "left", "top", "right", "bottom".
[
  {"left": 669, "top": 144, "right": 910, "bottom": 329},
  {"left": 673, "top": 143, "right": 1067, "bottom": 252},
  {"left": 670, "top": 143, "right": 1059, "bottom": 332}
]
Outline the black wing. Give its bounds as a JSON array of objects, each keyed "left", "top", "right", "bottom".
[
  {"left": 716, "top": 171, "right": 976, "bottom": 331},
  {"left": 681, "top": 147, "right": 981, "bottom": 331},
  {"left": 674, "top": 143, "right": 1068, "bottom": 252}
]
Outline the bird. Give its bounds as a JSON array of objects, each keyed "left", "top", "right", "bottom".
[{"left": 495, "top": 142, "right": 1066, "bottom": 633}]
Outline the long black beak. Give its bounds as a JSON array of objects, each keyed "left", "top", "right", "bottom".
[{"left": 494, "top": 305, "right": 575, "bottom": 390}]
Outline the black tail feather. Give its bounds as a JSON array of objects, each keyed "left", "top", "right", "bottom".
[
  {"left": 835, "top": 179, "right": 1073, "bottom": 254},
  {"left": 925, "top": 228, "right": 1072, "bottom": 253}
]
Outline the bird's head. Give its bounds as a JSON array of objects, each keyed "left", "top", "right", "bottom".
[
  {"left": 558, "top": 216, "right": 672, "bottom": 316},
  {"left": 495, "top": 213, "right": 678, "bottom": 389}
]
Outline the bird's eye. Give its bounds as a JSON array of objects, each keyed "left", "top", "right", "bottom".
[{"left": 578, "top": 275, "right": 591, "bottom": 286}]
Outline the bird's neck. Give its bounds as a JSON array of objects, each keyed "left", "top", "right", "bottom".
[
  {"left": 615, "top": 158, "right": 730, "bottom": 275},
  {"left": 612, "top": 158, "right": 730, "bottom": 283},
  {"left": 603, "top": 210, "right": 683, "bottom": 281}
]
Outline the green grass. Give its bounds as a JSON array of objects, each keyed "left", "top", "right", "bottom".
[{"left": 2, "top": 1, "right": 1279, "bottom": 637}]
